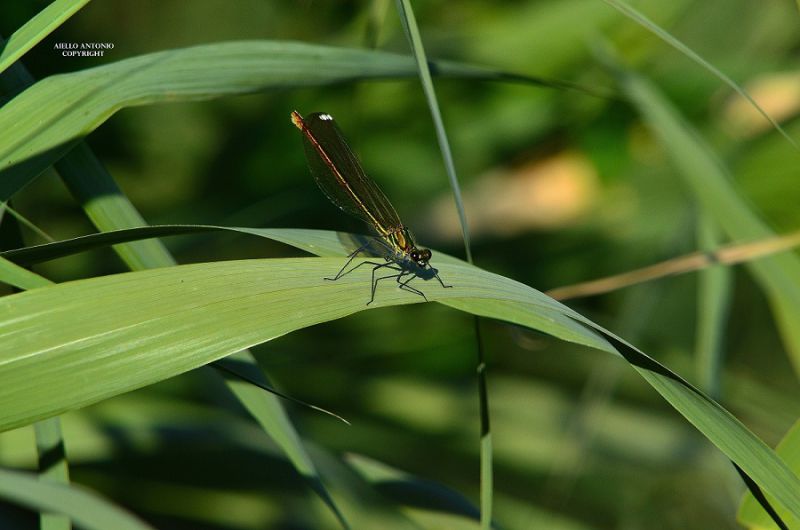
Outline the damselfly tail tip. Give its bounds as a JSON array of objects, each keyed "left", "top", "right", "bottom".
[{"left": 290, "top": 110, "right": 304, "bottom": 129}]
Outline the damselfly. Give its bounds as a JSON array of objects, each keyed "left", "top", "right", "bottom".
[{"left": 291, "top": 111, "right": 451, "bottom": 305}]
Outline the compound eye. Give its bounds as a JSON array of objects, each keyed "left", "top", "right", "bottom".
[
  {"left": 410, "top": 250, "right": 420, "bottom": 261},
  {"left": 421, "top": 249, "right": 432, "bottom": 261}
]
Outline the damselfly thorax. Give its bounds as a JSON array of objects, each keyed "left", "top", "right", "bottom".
[{"left": 382, "top": 226, "right": 431, "bottom": 268}]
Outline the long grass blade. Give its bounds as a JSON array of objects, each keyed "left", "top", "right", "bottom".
[
  {"left": 0, "top": 58, "right": 176, "bottom": 270},
  {"left": 0, "top": 468, "right": 154, "bottom": 530},
  {"left": 395, "top": 0, "right": 472, "bottom": 263},
  {"left": 601, "top": 0, "right": 799, "bottom": 150},
  {"left": 738, "top": 420, "right": 800, "bottom": 529},
  {"left": 0, "top": 40, "right": 577, "bottom": 202},
  {"left": 394, "top": 4, "right": 490, "bottom": 527},
  {"left": 1, "top": 226, "right": 799, "bottom": 519},
  {"left": 695, "top": 217, "right": 732, "bottom": 399},
  {"left": 0, "top": 255, "right": 51, "bottom": 289},
  {"left": 0, "top": 0, "right": 92, "bottom": 75},
  {"left": 1, "top": 200, "right": 53, "bottom": 241},
  {"left": 0, "top": 57, "right": 349, "bottom": 527},
  {"left": 345, "top": 453, "right": 481, "bottom": 523},
  {"left": 217, "top": 351, "right": 351, "bottom": 528},
  {"left": 306, "top": 445, "right": 424, "bottom": 529},
  {"left": 598, "top": 44, "right": 800, "bottom": 377},
  {"left": 0, "top": 225, "right": 468, "bottom": 266},
  {"left": 34, "top": 417, "right": 71, "bottom": 530},
  {"left": 0, "top": 197, "right": 72, "bottom": 530}
]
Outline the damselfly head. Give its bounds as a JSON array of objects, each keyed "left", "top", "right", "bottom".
[{"left": 409, "top": 247, "right": 432, "bottom": 268}]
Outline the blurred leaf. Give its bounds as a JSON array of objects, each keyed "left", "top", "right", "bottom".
[
  {"left": 0, "top": 468, "right": 155, "bottom": 530},
  {"left": 3, "top": 47, "right": 346, "bottom": 520},
  {"left": 695, "top": 217, "right": 731, "bottom": 399},
  {"left": 0, "top": 0, "right": 92, "bottom": 74},
  {"left": 738, "top": 420, "right": 800, "bottom": 530},
  {"left": 0, "top": 255, "right": 51, "bottom": 289},
  {"left": 219, "top": 350, "right": 350, "bottom": 529},
  {"left": 601, "top": 0, "right": 798, "bottom": 150},
  {"left": 0, "top": 40, "right": 542, "bottom": 201},
  {"left": 0, "top": 227, "right": 350, "bottom": 524},
  {"left": 0, "top": 158, "right": 72, "bottom": 530},
  {"left": 1, "top": 226, "right": 799, "bottom": 519},
  {"left": 56, "top": 143, "right": 177, "bottom": 270},
  {"left": 346, "top": 453, "right": 481, "bottom": 523},
  {"left": 606, "top": 50, "right": 800, "bottom": 378},
  {"left": 396, "top": 0, "right": 472, "bottom": 261},
  {"left": 385, "top": 8, "right": 499, "bottom": 519},
  {"left": 0, "top": 225, "right": 465, "bottom": 266},
  {"left": 0, "top": 53, "right": 176, "bottom": 271},
  {"left": 4, "top": 52, "right": 345, "bottom": 522},
  {"left": 34, "top": 417, "right": 71, "bottom": 530},
  {"left": 307, "top": 445, "right": 423, "bottom": 529}
]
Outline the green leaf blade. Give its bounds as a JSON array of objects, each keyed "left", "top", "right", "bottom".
[
  {"left": 2, "top": 225, "right": 799, "bottom": 521},
  {"left": 0, "top": 468, "right": 154, "bottom": 530},
  {"left": 0, "top": 255, "right": 51, "bottom": 289},
  {"left": 611, "top": 58, "right": 800, "bottom": 376},
  {"left": 0, "top": 41, "right": 505, "bottom": 201},
  {"left": 0, "top": 256, "right": 604, "bottom": 432},
  {"left": 738, "top": 420, "right": 800, "bottom": 529},
  {"left": 0, "top": 0, "right": 92, "bottom": 74}
]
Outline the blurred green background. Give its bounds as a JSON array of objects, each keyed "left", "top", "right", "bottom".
[{"left": 2, "top": 0, "right": 800, "bottom": 528}]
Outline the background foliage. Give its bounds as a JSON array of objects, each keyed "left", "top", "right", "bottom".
[{"left": 1, "top": 1, "right": 799, "bottom": 529}]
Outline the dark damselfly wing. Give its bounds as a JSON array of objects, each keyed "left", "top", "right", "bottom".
[{"left": 293, "top": 112, "right": 402, "bottom": 236}]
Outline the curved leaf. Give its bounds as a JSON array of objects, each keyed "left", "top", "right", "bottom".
[
  {"left": 346, "top": 452, "right": 481, "bottom": 521},
  {"left": 0, "top": 224, "right": 467, "bottom": 265},
  {"left": 219, "top": 350, "right": 350, "bottom": 529},
  {"left": 33, "top": 417, "right": 71, "bottom": 530},
  {"left": 0, "top": 227, "right": 350, "bottom": 527},
  {"left": 738, "top": 420, "right": 800, "bottom": 529},
  {"left": 0, "top": 468, "right": 155, "bottom": 530},
  {"left": 1, "top": 226, "right": 799, "bottom": 520},
  {"left": 601, "top": 0, "right": 798, "bottom": 150},
  {"left": 0, "top": 40, "right": 515, "bottom": 201},
  {"left": 608, "top": 53, "right": 800, "bottom": 377},
  {"left": 0, "top": 255, "right": 608, "bottom": 431},
  {"left": 0, "top": 255, "right": 51, "bottom": 289},
  {"left": 0, "top": 0, "right": 92, "bottom": 75}
]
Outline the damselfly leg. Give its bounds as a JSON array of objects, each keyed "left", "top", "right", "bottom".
[
  {"left": 324, "top": 239, "right": 384, "bottom": 281},
  {"left": 325, "top": 241, "right": 451, "bottom": 305},
  {"left": 397, "top": 272, "right": 428, "bottom": 300},
  {"left": 368, "top": 267, "right": 427, "bottom": 305},
  {"left": 433, "top": 271, "right": 453, "bottom": 289}
]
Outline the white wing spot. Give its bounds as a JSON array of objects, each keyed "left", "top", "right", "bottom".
[{"left": 319, "top": 114, "right": 334, "bottom": 121}]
